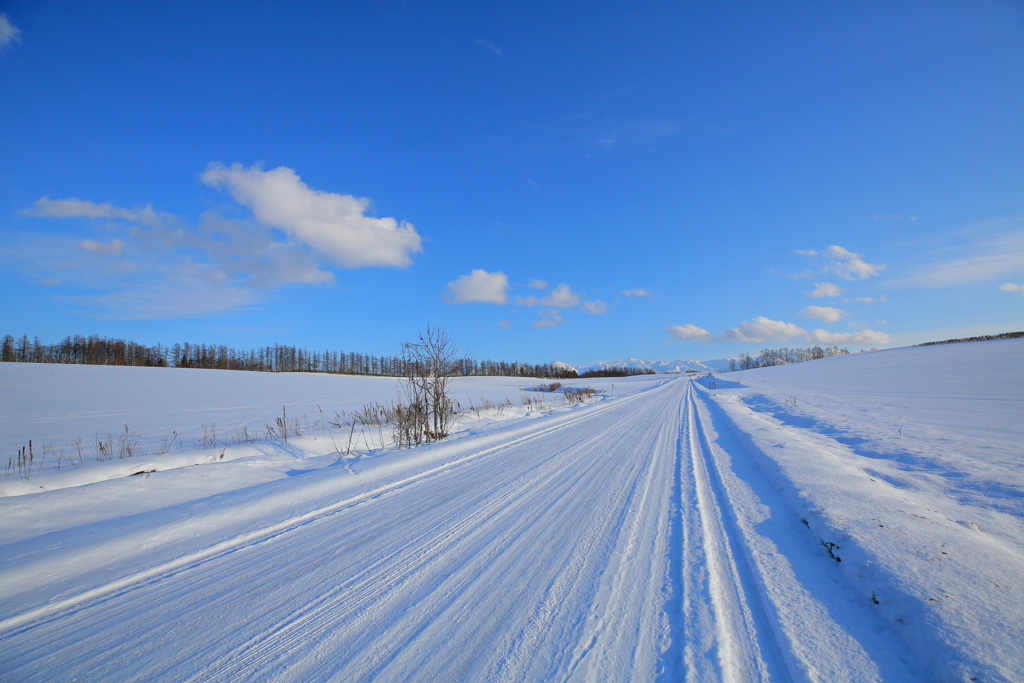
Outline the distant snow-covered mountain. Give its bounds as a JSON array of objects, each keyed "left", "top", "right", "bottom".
[{"left": 555, "top": 357, "right": 734, "bottom": 375}]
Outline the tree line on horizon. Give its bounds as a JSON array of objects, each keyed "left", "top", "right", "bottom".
[
  {"left": 918, "top": 331, "right": 1023, "bottom": 346},
  {"left": 730, "top": 345, "right": 850, "bottom": 370},
  {"left": 0, "top": 333, "right": 646, "bottom": 379}
]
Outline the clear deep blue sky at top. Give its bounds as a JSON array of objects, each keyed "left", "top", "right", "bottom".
[{"left": 1, "top": 1, "right": 1022, "bottom": 364}]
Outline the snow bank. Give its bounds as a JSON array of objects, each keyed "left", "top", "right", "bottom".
[{"left": 703, "top": 339, "right": 1024, "bottom": 681}]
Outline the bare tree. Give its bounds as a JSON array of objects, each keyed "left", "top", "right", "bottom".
[{"left": 398, "top": 325, "right": 465, "bottom": 444}]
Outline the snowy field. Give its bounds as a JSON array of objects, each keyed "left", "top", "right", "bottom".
[{"left": 1, "top": 340, "right": 1021, "bottom": 681}]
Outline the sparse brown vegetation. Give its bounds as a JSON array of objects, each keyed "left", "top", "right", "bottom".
[{"left": 563, "top": 387, "right": 598, "bottom": 405}]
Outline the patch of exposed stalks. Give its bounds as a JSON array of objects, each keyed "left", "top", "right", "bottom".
[
  {"left": 3, "top": 383, "right": 586, "bottom": 480},
  {"left": 563, "top": 387, "right": 598, "bottom": 405}
]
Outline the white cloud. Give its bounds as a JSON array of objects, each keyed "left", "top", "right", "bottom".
[
  {"left": 620, "top": 287, "right": 651, "bottom": 297},
  {"left": 582, "top": 300, "right": 608, "bottom": 315},
  {"left": 808, "top": 329, "right": 892, "bottom": 346},
  {"left": 1001, "top": 283, "right": 1024, "bottom": 296},
  {"left": 498, "top": 319, "right": 511, "bottom": 329},
  {"left": 0, "top": 14, "right": 21, "bottom": 55},
  {"left": 802, "top": 305, "right": 845, "bottom": 323},
  {"left": 899, "top": 231, "right": 1024, "bottom": 287},
  {"left": 667, "top": 315, "right": 889, "bottom": 347},
  {"left": 720, "top": 316, "right": 806, "bottom": 343},
  {"left": 795, "top": 249, "right": 818, "bottom": 257},
  {"left": 516, "top": 283, "right": 580, "bottom": 308},
  {"left": 809, "top": 282, "right": 842, "bottom": 298},
  {"left": 666, "top": 324, "right": 713, "bottom": 343},
  {"left": 544, "top": 283, "right": 580, "bottom": 308},
  {"left": 824, "top": 245, "right": 883, "bottom": 280},
  {"left": 79, "top": 238, "right": 126, "bottom": 256},
  {"left": 201, "top": 162, "right": 422, "bottom": 268},
  {"left": 532, "top": 311, "right": 563, "bottom": 328},
  {"left": 527, "top": 278, "right": 548, "bottom": 289},
  {"left": 445, "top": 269, "right": 509, "bottom": 304},
  {"left": 24, "top": 197, "right": 169, "bottom": 228}
]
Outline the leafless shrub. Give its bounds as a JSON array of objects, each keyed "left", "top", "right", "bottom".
[
  {"left": 392, "top": 397, "right": 428, "bottom": 450},
  {"left": 400, "top": 325, "right": 465, "bottom": 443},
  {"left": 564, "top": 387, "right": 597, "bottom": 405}
]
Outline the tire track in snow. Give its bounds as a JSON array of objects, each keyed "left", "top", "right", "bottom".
[
  {"left": 194, "top": 408, "right": 635, "bottom": 681},
  {"left": 210, "top": 381, "right": 684, "bottom": 681},
  {"left": 563, "top": 385, "right": 680, "bottom": 680},
  {"left": 681, "top": 381, "right": 790, "bottom": 681}
]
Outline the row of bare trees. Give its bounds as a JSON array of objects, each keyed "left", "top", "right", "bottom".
[{"left": 1, "top": 333, "right": 578, "bottom": 380}]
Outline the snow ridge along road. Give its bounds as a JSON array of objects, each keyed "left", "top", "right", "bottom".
[{"left": 2, "top": 378, "right": 910, "bottom": 681}]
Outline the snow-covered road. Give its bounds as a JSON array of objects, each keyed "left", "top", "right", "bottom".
[{"left": 0, "top": 376, "right": 922, "bottom": 681}]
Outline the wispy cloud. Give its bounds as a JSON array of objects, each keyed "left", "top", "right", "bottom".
[
  {"left": 527, "top": 278, "right": 548, "bottom": 289},
  {"left": 475, "top": 39, "right": 502, "bottom": 57},
  {"left": 444, "top": 269, "right": 509, "bottom": 304},
  {"left": 516, "top": 283, "right": 580, "bottom": 308},
  {"left": 823, "top": 245, "right": 883, "bottom": 280},
  {"left": 808, "top": 329, "right": 891, "bottom": 345},
  {"left": 802, "top": 305, "right": 845, "bottom": 323},
  {"left": 620, "top": 287, "right": 651, "bottom": 297},
  {"left": 201, "top": 162, "right": 422, "bottom": 268},
  {"left": 24, "top": 197, "right": 172, "bottom": 228},
  {"left": 898, "top": 230, "right": 1024, "bottom": 288},
  {"left": 797, "top": 246, "right": 883, "bottom": 281},
  {"left": 1, "top": 229, "right": 263, "bottom": 319},
  {"left": 532, "top": 311, "right": 563, "bottom": 328},
  {"left": 0, "top": 13, "right": 21, "bottom": 56},
  {"left": 79, "top": 238, "right": 126, "bottom": 256},
  {"left": 872, "top": 214, "right": 917, "bottom": 222},
  {"left": 582, "top": 300, "right": 608, "bottom": 315}
]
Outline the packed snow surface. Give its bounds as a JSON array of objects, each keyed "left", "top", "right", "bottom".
[{"left": 1, "top": 339, "right": 1021, "bottom": 681}]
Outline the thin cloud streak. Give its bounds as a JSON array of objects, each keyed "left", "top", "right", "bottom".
[{"left": 897, "top": 231, "right": 1024, "bottom": 288}]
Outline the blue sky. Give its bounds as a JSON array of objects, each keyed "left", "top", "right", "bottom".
[{"left": 1, "top": 1, "right": 1022, "bottom": 365}]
